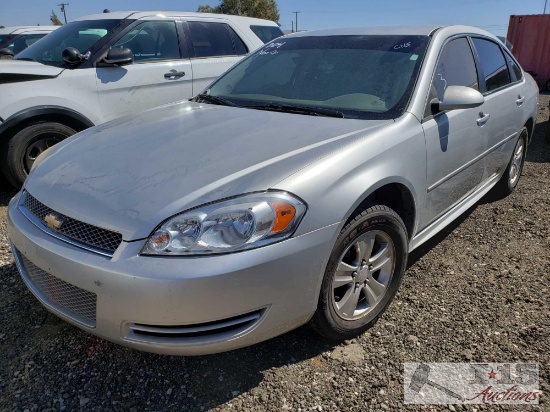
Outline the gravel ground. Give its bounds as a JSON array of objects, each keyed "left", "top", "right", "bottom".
[{"left": 0, "top": 97, "right": 548, "bottom": 412}]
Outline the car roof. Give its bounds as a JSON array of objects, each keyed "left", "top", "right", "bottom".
[
  {"left": 0, "top": 26, "right": 58, "bottom": 35},
  {"left": 73, "top": 11, "right": 279, "bottom": 26},
  {"left": 286, "top": 25, "right": 498, "bottom": 40}
]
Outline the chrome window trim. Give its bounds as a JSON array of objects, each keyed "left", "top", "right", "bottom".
[{"left": 18, "top": 191, "right": 115, "bottom": 258}]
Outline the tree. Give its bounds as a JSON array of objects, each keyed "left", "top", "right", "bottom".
[
  {"left": 0, "top": 26, "right": 5, "bottom": 29},
  {"left": 198, "top": 0, "right": 280, "bottom": 22},
  {"left": 50, "top": 11, "right": 63, "bottom": 26}
]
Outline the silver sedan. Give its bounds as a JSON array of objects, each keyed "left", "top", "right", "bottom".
[{"left": 8, "top": 25, "right": 538, "bottom": 355}]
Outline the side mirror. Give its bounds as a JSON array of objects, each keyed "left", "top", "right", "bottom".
[
  {"left": 0, "top": 48, "right": 15, "bottom": 58},
  {"left": 431, "top": 86, "right": 485, "bottom": 112},
  {"left": 101, "top": 48, "right": 133, "bottom": 66},
  {"left": 62, "top": 47, "right": 87, "bottom": 65}
]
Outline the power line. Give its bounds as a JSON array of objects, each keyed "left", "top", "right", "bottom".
[
  {"left": 293, "top": 11, "right": 300, "bottom": 32},
  {"left": 58, "top": 3, "right": 69, "bottom": 24}
]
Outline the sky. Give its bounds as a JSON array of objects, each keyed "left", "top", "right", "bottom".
[{"left": 0, "top": 0, "right": 548, "bottom": 37}]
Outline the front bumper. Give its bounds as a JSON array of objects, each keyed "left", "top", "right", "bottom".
[{"left": 7, "top": 193, "right": 339, "bottom": 355}]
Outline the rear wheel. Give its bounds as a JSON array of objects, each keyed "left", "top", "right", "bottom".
[
  {"left": 493, "top": 127, "right": 527, "bottom": 196},
  {"left": 1, "top": 122, "right": 75, "bottom": 188},
  {"left": 309, "top": 204, "right": 408, "bottom": 341}
]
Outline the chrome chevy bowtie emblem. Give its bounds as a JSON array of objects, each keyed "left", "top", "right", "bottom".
[{"left": 44, "top": 213, "right": 64, "bottom": 231}]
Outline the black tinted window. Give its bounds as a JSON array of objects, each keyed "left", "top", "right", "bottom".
[
  {"left": 472, "top": 38, "right": 511, "bottom": 92},
  {"left": 188, "top": 22, "right": 247, "bottom": 57},
  {"left": 230, "top": 27, "right": 248, "bottom": 55},
  {"left": 250, "top": 25, "right": 284, "bottom": 43},
  {"left": 114, "top": 21, "right": 181, "bottom": 62},
  {"left": 505, "top": 52, "right": 523, "bottom": 81},
  {"left": 426, "top": 38, "right": 478, "bottom": 116},
  {"left": 433, "top": 38, "right": 478, "bottom": 99}
]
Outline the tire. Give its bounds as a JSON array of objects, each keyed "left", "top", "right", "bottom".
[
  {"left": 1, "top": 122, "right": 75, "bottom": 188},
  {"left": 492, "top": 127, "right": 527, "bottom": 197},
  {"left": 309, "top": 204, "right": 408, "bottom": 341}
]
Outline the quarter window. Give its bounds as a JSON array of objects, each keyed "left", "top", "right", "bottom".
[
  {"left": 188, "top": 22, "right": 248, "bottom": 57},
  {"left": 113, "top": 21, "right": 181, "bottom": 63},
  {"left": 472, "top": 38, "right": 511, "bottom": 92},
  {"left": 426, "top": 37, "right": 478, "bottom": 116},
  {"left": 505, "top": 52, "right": 523, "bottom": 81}
]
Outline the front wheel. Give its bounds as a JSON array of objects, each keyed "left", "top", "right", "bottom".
[
  {"left": 309, "top": 204, "right": 408, "bottom": 341},
  {"left": 1, "top": 122, "right": 75, "bottom": 188}
]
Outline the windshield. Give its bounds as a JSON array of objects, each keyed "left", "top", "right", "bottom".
[
  {"left": 0, "top": 34, "right": 14, "bottom": 47},
  {"left": 0, "top": 33, "right": 47, "bottom": 54},
  {"left": 206, "top": 35, "right": 429, "bottom": 120},
  {"left": 16, "top": 20, "right": 122, "bottom": 66}
]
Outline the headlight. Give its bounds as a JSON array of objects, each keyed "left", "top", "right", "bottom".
[{"left": 142, "top": 192, "right": 306, "bottom": 256}]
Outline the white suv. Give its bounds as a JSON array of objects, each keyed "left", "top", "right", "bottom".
[{"left": 0, "top": 11, "right": 283, "bottom": 187}]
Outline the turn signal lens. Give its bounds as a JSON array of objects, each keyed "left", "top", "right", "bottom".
[{"left": 271, "top": 202, "right": 296, "bottom": 234}]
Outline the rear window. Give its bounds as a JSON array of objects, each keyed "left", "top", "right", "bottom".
[
  {"left": 250, "top": 25, "right": 284, "bottom": 43},
  {"left": 188, "top": 22, "right": 248, "bottom": 57}
]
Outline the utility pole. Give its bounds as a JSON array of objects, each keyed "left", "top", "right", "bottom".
[
  {"left": 58, "top": 3, "right": 69, "bottom": 24},
  {"left": 544, "top": 0, "right": 548, "bottom": 14},
  {"left": 291, "top": 21, "right": 294, "bottom": 33},
  {"left": 293, "top": 11, "right": 300, "bottom": 32}
]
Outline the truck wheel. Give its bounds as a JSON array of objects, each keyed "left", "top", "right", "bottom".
[{"left": 1, "top": 122, "right": 75, "bottom": 188}]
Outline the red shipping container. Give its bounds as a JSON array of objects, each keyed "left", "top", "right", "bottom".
[{"left": 507, "top": 14, "right": 550, "bottom": 84}]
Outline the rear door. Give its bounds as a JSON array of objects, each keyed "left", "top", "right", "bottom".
[
  {"left": 470, "top": 37, "right": 525, "bottom": 180},
  {"left": 96, "top": 19, "right": 193, "bottom": 122},
  {"left": 183, "top": 20, "right": 249, "bottom": 94},
  {"left": 420, "top": 37, "right": 485, "bottom": 228}
]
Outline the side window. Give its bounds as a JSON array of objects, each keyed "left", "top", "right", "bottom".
[
  {"left": 12, "top": 34, "right": 46, "bottom": 54},
  {"left": 505, "top": 52, "right": 523, "bottom": 81},
  {"left": 425, "top": 37, "right": 479, "bottom": 117},
  {"left": 188, "top": 22, "right": 248, "bottom": 58},
  {"left": 250, "top": 25, "right": 284, "bottom": 43},
  {"left": 472, "top": 38, "right": 511, "bottom": 92},
  {"left": 113, "top": 21, "right": 180, "bottom": 63}
]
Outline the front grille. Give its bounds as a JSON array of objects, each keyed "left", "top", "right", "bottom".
[
  {"left": 16, "top": 250, "right": 97, "bottom": 327},
  {"left": 21, "top": 191, "right": 122, "bottom": 256}
]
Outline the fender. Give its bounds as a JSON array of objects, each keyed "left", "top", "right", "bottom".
[{"left": 0, "top": 105, "right": 95, "bottom": 142}]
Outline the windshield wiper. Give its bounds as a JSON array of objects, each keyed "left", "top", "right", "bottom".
[
  {"left": 247, "top": 103, "right": 345, "bottom": 118},
  {"left": 193, "top": 93, "right": 240, "bottom": 107}
]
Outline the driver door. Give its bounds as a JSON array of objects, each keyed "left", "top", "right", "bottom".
[
  {"left": 96, "top": 20, "right": 193, "bottom": 122},
  {"left": 419, "top": 37, "right": 485, "bottom": 229}
]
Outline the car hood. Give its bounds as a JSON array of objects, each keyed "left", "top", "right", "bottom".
[
  {"left": 0, "top": 60, "right": 63, "bottom": 82},
  {"left": 26, "top": 101, "right": 392, "bottom": 240}
]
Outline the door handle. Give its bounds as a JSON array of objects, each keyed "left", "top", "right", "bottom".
[
  {"left": 516, "top": 95, "right": 525, "bottom": 106},
  {"left": 477, "top": 112, "right": 490, "bottom": 126},
  {"left": 164, "top": 71, "right": 185, "bottom": 79}
]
